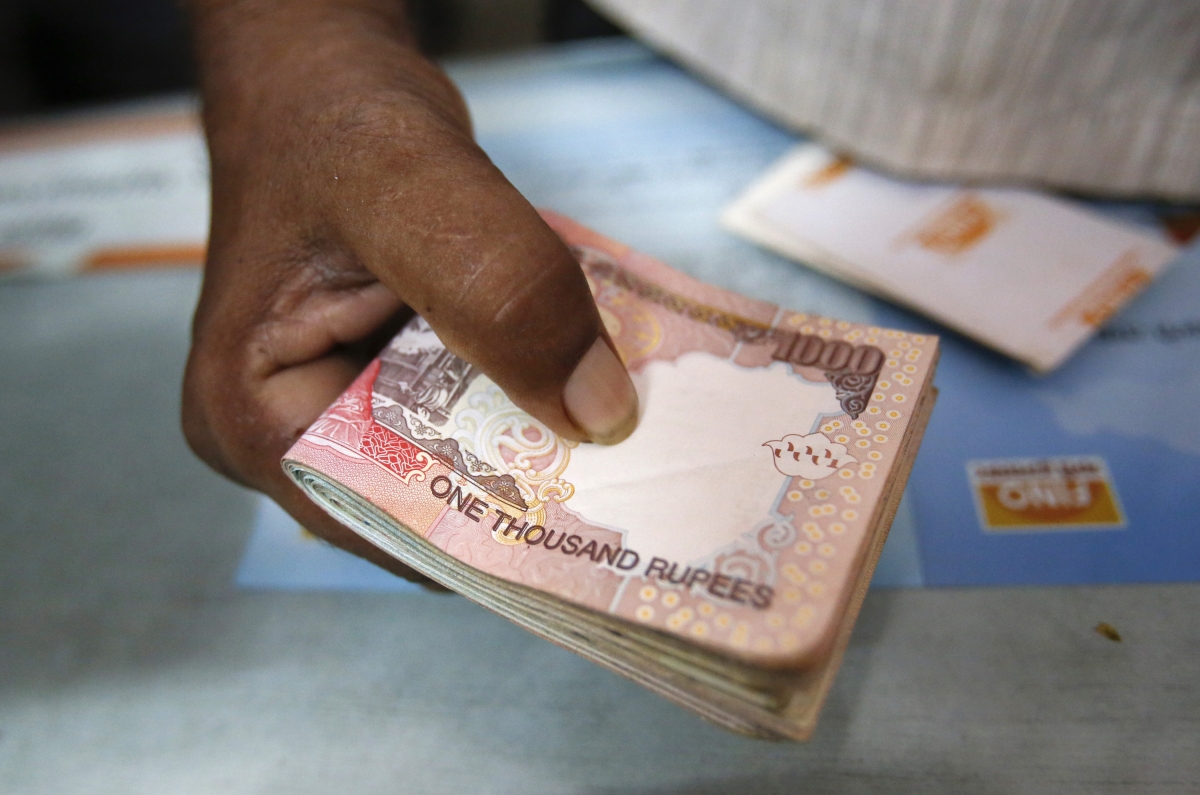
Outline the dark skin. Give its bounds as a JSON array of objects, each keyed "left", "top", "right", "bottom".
[{"left": 182, "top": 0, "right": 637, "bottom": 581}]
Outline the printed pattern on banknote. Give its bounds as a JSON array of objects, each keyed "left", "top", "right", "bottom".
[{"left": 284, "top": 212, "right": 938, "bottom": 664}]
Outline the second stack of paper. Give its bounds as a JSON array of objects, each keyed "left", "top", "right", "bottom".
[{"left": 722, "top": 145, "right": 1179, "bottom": 372}]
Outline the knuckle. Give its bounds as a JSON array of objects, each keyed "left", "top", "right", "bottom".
[
  {"left": 180, "top": 341, "right": 258, "bottom": 488},
  {"left": 180, "top": 347, "right": 227, "bottom": 465}
]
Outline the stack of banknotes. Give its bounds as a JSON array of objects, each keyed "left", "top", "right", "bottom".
[
  {"left": 722, "top": 145, "right": 1181, "bottom": 372},
  {"left": 283, "top": 214, "right": 939, "bottom": 741}
]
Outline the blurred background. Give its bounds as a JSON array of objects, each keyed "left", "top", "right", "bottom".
[
  {"left": 2, "top": 2, "right": 1198, "bottom": 792},
  {"left": 0, "top": 0, "right": 621, "bottom": 119}
]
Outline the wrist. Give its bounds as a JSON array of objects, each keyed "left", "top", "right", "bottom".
[{"left": 187, "top": 0, "right": 471, "bottom": 152}]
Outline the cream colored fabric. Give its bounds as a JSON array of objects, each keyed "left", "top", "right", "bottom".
[{"left": 588, "top": 0, "right": 1200, "bottom": 199}]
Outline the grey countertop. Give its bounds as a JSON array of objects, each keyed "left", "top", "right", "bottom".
[{"left": 1, "top": 263, "right": 1196, "bottom": 795}]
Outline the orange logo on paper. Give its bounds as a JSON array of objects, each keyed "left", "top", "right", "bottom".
[
  {"left": 968, "top": 457, "right": 1124, "bottom": 531},
  {"left": 910, "top": 192, "right": 1000, "bottom": 255},
  {"left": 802, "top": 156, "right": 852, "bottom": 189},
  {"left": 1048, "top": 248, "right": 1153, "bottom": 330}
]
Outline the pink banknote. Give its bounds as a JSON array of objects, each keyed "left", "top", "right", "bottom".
[{"left": 284, "top": 212, "right": 939, "bottom": 668}]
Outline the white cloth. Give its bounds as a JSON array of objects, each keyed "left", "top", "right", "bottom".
[{"left": 589, "top": 0, "right": 1200, "bottom": 199}]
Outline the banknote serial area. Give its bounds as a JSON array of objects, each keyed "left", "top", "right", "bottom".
[{"left": 2, "top": 1, "right": 1197, "bottom": 793}]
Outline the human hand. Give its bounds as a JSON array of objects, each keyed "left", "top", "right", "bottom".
[{"left": 181, "top": 0, "right": 638, "bottom": 580}]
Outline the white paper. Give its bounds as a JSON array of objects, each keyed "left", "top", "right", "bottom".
[{"left": 723, "top": 145, "right": 1180, "bottom": 371}]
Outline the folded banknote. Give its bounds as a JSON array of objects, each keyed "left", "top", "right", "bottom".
[
  {"left": 722, "top": 144, "right": 1180, "bottom": 372},
  {"left": 283, "top": 213, "right": 939, "bottom": 740}
]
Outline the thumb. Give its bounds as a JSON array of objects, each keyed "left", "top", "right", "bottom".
[{"left": 345, "top": 147, "right": 639, "bottom": 444}]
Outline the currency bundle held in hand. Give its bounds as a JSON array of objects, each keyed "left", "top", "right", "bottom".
[{"left": 284, "top": 213, "right": 939, "bottom": 740}]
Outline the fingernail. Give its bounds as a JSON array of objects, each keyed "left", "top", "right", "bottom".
[{"left": 563, "top": 338, "right": 639, "bottom": 445}]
